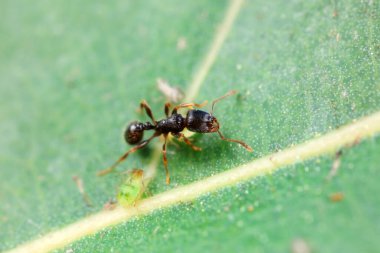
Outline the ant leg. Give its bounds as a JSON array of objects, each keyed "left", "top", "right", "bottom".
[
  {"left": 140, "top": 100, "right": 157, "bottom": 125},
  {"left": 164, "top": 102, "right": 171, "bottom": 117},
  {"left": 217, "top": 130, "right": 253, "bottom": 152},
  {"left": 162, "top": 134, "right": 170, "bottom": 184},
  {"left": 173, "top": 132, "right": 202, "bottom": 151},
  {"left": 171, "top": 101, "right": 208, "bottom": 115},
  {"left": 211, "top": 90, "right": 237, "bottom": 114},
  {"left": 97, "top": 132, "right": 160, "bottom": 176}
]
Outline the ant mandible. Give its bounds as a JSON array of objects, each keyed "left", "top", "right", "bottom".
[{"left": 97, "top": 90, "right": 253, "bottom": 184}]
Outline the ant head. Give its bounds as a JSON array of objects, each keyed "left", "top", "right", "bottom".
[
  {"left": 186, "top": 110, "right": 219, "bottom": 133},
  {"left": 124, "top": 122, "right": 144, "bottom": 144}
]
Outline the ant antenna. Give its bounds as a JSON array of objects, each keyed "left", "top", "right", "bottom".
[{"left": 211, "top": 90, "right": 237, "bottom": 115}]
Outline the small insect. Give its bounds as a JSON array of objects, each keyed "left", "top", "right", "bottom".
[
  {"left": 98, "top": 90, "right": 253, "bottom": 184},
  {"left": 72, "top": 175, "right": 93, "bottom": 207},
  {"left": 156, "top": 78, "right": 184, "bottom": 103},
  {"left": 329, "top": 192, "right": 344, "bottom": 202},
  {"left": 117, "top": 169, "right": 145, "bottom": 207},
  {"left": 326, "top": 150, "right": 342, "bottom": 181}
]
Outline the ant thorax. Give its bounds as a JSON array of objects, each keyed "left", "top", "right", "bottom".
[{"left": 156, "top": 113, "right": 185, "bottom": 134}]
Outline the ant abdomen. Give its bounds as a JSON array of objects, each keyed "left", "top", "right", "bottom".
[{"left": 124, "top": 122, "right": 144, "bottom": 145}]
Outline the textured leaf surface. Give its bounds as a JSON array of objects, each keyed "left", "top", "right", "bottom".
[
  {"left": 60, "top": 138, "right": 380, "bottom": 253},
  {"left": 1, "top": 0, "right": 379, "bottom": 252},
  {"left": 0, "top": 0, "right": 228, "bottom": 250}
]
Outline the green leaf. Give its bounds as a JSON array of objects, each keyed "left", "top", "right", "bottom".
[
  {"left": 1, "top": 0, "right": 379, "bottom": 252},
  {"left": 0, "top": 0, "right": 228, "bottom": 250},
  {"left": 61, "top": 138, "right": 380, "bottom": 253}
]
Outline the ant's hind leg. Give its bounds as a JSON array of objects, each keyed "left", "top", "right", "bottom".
[
  {"left": 171, "top": 101, "right": 208, "bottom": 115},
  {"left": 217, "top": 130, "right": 253, "bottom": 152},
  {"left": 164, "top": 102, "right": 171, "bottom": 117},
  {"left": 140, "top": 100, "right": 157, "bottom": 125},
  {"left": 97, "top": 133, "right": 160, "bottom": 176},
  {"left": 162, "top": 134, "right": 170, "bottom": 184},
  {"left": 173, "top": 133, "right": 202, "bottom": 151}
]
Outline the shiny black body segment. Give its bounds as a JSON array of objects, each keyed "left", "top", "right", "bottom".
[
  {"left": 155, "top": 113, "right": 186, "bottom": 134},
  {"left": 185, "top": 109, "right": 217, "bottom": 133}
]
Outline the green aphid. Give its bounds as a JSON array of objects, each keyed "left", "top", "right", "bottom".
[{"left": 117, "top": 169, "right": 145, "bottom": 207}]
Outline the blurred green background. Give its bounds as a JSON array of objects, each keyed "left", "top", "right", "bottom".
[{"left": 1, "top": 0, "right": 379, "bottom": 252}]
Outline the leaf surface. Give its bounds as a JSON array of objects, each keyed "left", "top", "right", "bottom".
[{"left": 1, "top": 0, "right": 379, "bottom": 252}]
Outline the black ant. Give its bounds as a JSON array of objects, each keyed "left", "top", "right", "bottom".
[{"left": 97, "top": 90, "right": 253, "bottom": 184}]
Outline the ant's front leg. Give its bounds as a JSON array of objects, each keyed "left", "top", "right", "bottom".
[
  {"left": 172, "top": 132, "right": 202, "bottom": 151},
  {"left": 171, "top": 101, "right": 208, "bottom": 115},
  {"left": 217, "top": 130, "right": 253, "bottom": 152},
  {"left": 140, "top": 100, "right": 157, "bottom": 125}
]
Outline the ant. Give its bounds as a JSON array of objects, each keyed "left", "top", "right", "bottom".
[{"left": 97, "top": 90, "right": 253, "bottom": 184}]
